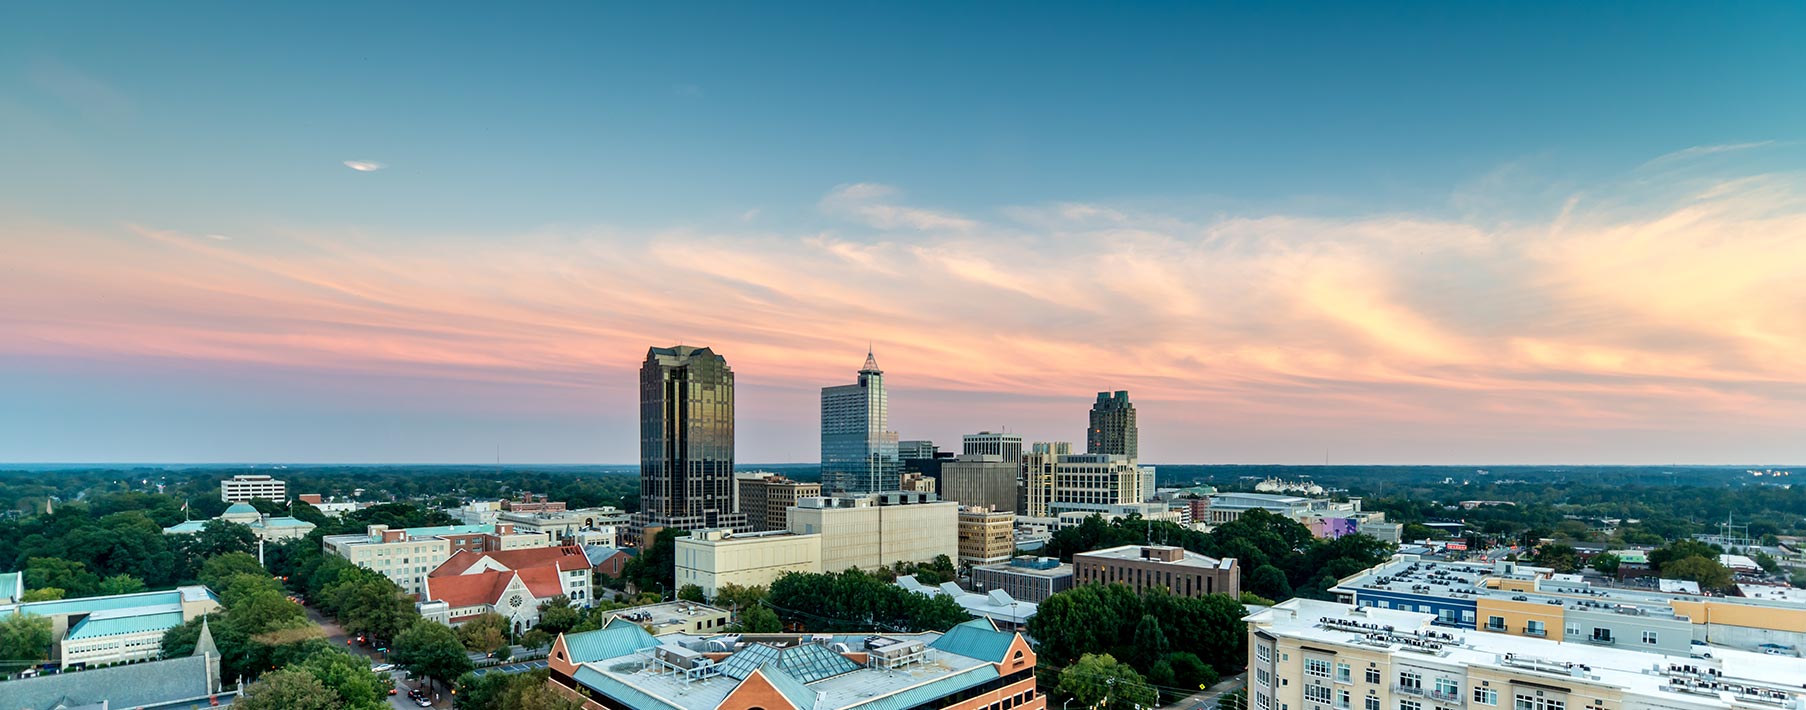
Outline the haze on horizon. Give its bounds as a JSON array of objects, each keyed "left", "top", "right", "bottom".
[{"left": 2, "top": 4, "right": 1804, "bottom": 465}]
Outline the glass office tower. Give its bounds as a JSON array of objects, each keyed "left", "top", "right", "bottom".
[
  {"left": 639, "top": 345, "right": 739, "bottom": 525},
  {"left": 820, "top": 349, "right": 900, "bottom": 494}
]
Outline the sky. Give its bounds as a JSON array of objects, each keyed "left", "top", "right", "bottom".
[{"left": 2, "top": 3, "right": 1804, "bottom": 464}]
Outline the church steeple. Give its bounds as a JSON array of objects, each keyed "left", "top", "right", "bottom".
[{"left": 194, "top": 615, "right": 218, "bottom": 658}]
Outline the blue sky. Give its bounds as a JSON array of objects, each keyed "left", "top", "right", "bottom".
[{"left": 2, "top": 3, "right": 1803, "bottom": 463}]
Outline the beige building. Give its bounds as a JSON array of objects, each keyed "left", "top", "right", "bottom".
[
  {"left": 2, "top": 586, "right": 221, "bottom": 669},
  {"left": 1249, "top": 598, "right": 1806, "bottom": 710},
  {"left": 1021, "top": 442, "right": 1071, "bottom": 518},
  {"left": 1072, "top": 544, "right": 1239, "bottom": 598},
  {"left": 787, "top": 492, "right": 958, "bottom": 573},
  {"left": 323, "top": 523, "right": 555, "bottom": 597},
  {"left": 675, "top": 528, "right": 823, "bottom": 598},
  {"left": 735, "top": 472, "right": 821, "bottom": 532},
  {"left": 958, "top": 507, "right": 1016, "bottom": 567},
  {"left": 1050, "top": 454, "right": 1146, "bottom": 515},
  {"left": 939, "top": 455, "right": 1018, "bottom": 513},
  {"left": 900, "top": 471, "right": 937, "bottom": 494}
]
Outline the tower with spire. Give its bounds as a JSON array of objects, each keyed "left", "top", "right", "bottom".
[
  {"left": 194, "top": 616, "right": 221, "bottom": 692},
  {"left": 821, "top": 346, "right": 901, "bottom": 494}
]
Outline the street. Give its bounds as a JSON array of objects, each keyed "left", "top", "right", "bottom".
[
  {"left": 304, "top": 605, "right": 445, "bottom": 710},
  {"left": 1166, "top": 671, "right": 1245, "bottom": 710}
]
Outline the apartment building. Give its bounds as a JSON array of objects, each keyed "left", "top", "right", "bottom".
[
  {"left": 958, "top": 507, "right": 1017, "bottom": 567},
  {"left": 1072, "top": 544, "right": 1240, "bottom": 598},
  {"left": 1248, "top": 598, "right": 1806, "bottom": 710},
  {"left": 323, "top": 523, "right": 555, "bottom": 597},
  {"left": 546, "top": 618, "right": 1043, "bottom": 710},
  {"left": 219, "top": 473, "right": 286, "bottom": 503},
  {"left": 1334, "top": 555, "right": 1806, "bottom": 656}
]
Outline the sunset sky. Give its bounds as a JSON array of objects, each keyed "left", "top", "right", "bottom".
[{"left": 3, "top": 3, "right": 1804, "bottom": 464}]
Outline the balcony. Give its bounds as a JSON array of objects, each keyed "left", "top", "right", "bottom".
[
  {"left": 1587, "top": 635, "right": 1616, "bottom": 645},
  {"left": 1430, "top": 690, "right": 1464, "bottom": 704},
  {"left": 1393, "top": 686, "right": 1425, "bottom": 697},
  {"left": 1523, "top": 626, "right": 1546, "bottom": 637},
  {"left": 1484, "top": 623, "right": 1507, "bottom": 632}
]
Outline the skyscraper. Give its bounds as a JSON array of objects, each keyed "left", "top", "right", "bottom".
[
  {"left": 1087, "top": 391, "right": 1139, "bottom": 460},
  {"left": 962, "top": 431, "right": 1023, "bottom": 461},
  {"left": 820, "top": 349, "right": 900, "bottom": 494},
  {"left": 632, "top": 345, "right": 746, "bottom": 545}
]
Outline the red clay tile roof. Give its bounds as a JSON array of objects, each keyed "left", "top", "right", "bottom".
[
  {"left": 424, "top": 568, "right": 565, "bottom": 608},
  {"left": 298, "top": 494, "right": 323, "bottom": 504},
  {"left": 428, "top": 545, "right": 589, "bottom": 578}
]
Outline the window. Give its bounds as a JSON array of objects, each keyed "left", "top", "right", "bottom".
[
  {"left": 1566, "top": 623, "right": 1580, "bottom": 637},
  {"left": 1526, "top": 620, "right": 1545, "bottom": 637},
  {"left": 1365, "top": 668, "right": 1382, "bottom": 684},
  {"left": 1474, "top": 689, "right": 1498, "bottom": 705},
  {"left": 1435, "top": 679, "right": 1460, "bottom": 699},
  {"left": 1257, "top": 669, "right": 1272, "bottom": 688},
  {"left": 1339, "top": 691, "right": 1352, "bottom": 709},
  {"left": 1486, "top": 615, "right": 1506, "bottom": 631},
  {"left": 1591, "top": 628, "right": 1612, "bottom": 643},
  {"left": 1257, "top": 645, "right": 1272, "bottom": 663},
  {"left": 1337, "top": 663, "right": 1352, "bottom": 684},
  {"left": 1515, "top": 694, "right": 1565, "bottom": 710},
  {"left": 1257, "top": 693, "right": 1273, "bottom": 710},
  {"left": 1462, "top": 610, "right": 1476, "bottom": 623},
  {"left": 1366, "top": 698, "right": 1381, "bottom": 710},
  {"left": 1307, "top": 659, "right": 1332, "bottom": 678},
  {"left": 1643, "top": 631, "right": 1658, "bottom": 645},
  {"left": 1399, "top": 671, "right": 1422, "bottom": 691},
  {"left": 1307, "top": 686, "right": 1334, "bottom": 704},
  {"left": 1401, "top": 701, "right": 1422, "bottom": 710}
]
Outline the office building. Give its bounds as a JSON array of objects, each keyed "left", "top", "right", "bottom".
[
  {"left": 1333, "top": 555, "right": 1806, "bottom": 656},
  {"left": 972, "top": 557, "right": 1074, "bottom": 604},
  {"left": 820, "top": 349, "right": 901, "bottom": 495},
  {"left": 736, "top": 472, "right": 821, "bottom": 532},
  {"left": 963, "top": 431, "right": 1024, "bottom": 461},
  {"left": 219, "top": 473, "right": 285, "bottom": 503},
  {"left": 900, "top": 471, "right": 937, "bottom": 494},
  {"left": 675, "top": 528, "right": 824, "bottom": 599},
  {"left": 1072, "top": 544, "right": 1240, "bottom": 598},
  {"left": 633, "top": 345, "right": 747, "bottom": 545},
  {"left": 1020, "top": 442, "right": 1071, "bottom": 518},
  {"left": 898, "top": 576, "right": 1037, "bottom": 630},
  {"left": 602, "top": 601, "right": 734, "bottom": 636},
  {"left": 1248, "top": 598, "right": 1806, "bottom": 710},
  {"left": 546, "top": 618, "right": 1043, "bottom": 710},
  {"left": 1049, "top": 454, "right": 1146, "bottom": 515},
  {"left": 323, "top": 523, "right": 555, "bottom": 596},
  {"left": 1086, "top": 391, "right": 1138, "bottom": 460},
  {"left": 939, "top": 454, "right": 1018, "bottom": 512},
  {"left": 496, "top": 506, "right": 628, "bottom": 546},
  {"left": 787, "top": 493, "right": 958, "bottom": 573},
  {"left": 899, "top": 440, "right": 940, "bottom": 460},
  {"left": 958, "top": 507, "right": 1017, "bottom": 567},
  {"left": 0, "top": 586, "right": 221, "bottom": 668}
]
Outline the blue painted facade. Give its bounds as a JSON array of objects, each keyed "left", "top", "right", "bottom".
[{"left": 1349, "top": 588, "right": 1477, "bottom": 627}]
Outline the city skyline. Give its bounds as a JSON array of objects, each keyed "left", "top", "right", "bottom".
[{"left": 3, "top": 4, "right": 1805, "bottom": 464}]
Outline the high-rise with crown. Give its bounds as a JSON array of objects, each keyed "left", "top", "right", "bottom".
[
  {"left": 820, "top": 349, "right": 900, "bottom": 494},
  {"left": 1087, "top": 390, "right": 1139, "bottom": 460},
  {"left": 631, "top": 345, "right": 746, "bottom": 545}
]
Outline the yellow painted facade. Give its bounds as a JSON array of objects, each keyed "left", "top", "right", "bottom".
[{"left": 1473, "top": 597, "right": 1564, "bottom": 638}]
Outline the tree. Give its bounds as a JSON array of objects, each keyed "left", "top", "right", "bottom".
[
  {"left": 1664, "top": 556, "right": 1734, "bottom": 591},
  {"left": 677, "top": 584, "right": 706, "bottom": 603},
  {"left": 520, "top": 628, "right": 553, "bottom": 650},
  {"left": 24, "top": 557, "right": 99, "bottom": 597},
  {"left": 1131, "top": 614, "right": 1168, "bottom": 665},
  {"left": 1055, "top": 653, "right": 1159, "bottom": 710},
  {"left": 1247, "top": 564, "right": 1292, "bottom": 601},
  {"left": 1531, "top": 544, "right": 1580, "bottom": 573},
  {"left": 393, "top": 619, "right": 474, "bottom": 690},
  {"left": 458, "top": 612, "right": 511, "bottom": 652},
  {"left": 98, "top": 573, "right": 148, "bottom": 596},
  {"left": 20, "top": 587, "right": 65, "bottom": 602},
  {"left": 1651, "top": 540, "right": 1720, "bottom": 571},
  {"left": 187, "top": 519, "right": 258, "bottom": 561},
  {"left": 537, "top": 596, "right": 581, "bottom": 634},
  {"left": 712, "top": 583, "right": 767, "bottom": 611},
  {"left": 298, "top": 649, "right": 390, "bottom": 710},
  {"left": 1590, "top": 552, "right": 1621, "bottom": 576},
  {"left": 456, "top": 668, "right": 583, "bottom": 710},
  {"left": 621, "top": 528, "right": 686, "bottom": 596},
  {"left": 201, "top": 552, "right": 269, "bottom": 590},
  {"left": 1754, "top": 550, "right": 1781, "bottom": 575},
  {"left": 738, "top": 604, "right": 782, "bottom": 633},
  {"left": 0, "top": 613, "right": 53, "bottom": 669},
  {"left": 236, "top": 668, "right": 344, "bottom": 710}
]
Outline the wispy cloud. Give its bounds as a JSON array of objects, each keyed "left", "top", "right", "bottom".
[
  {"left": 343, "top": 160, "right": 385, "bottom": 172},
  {"left": 820, "top": 183, "right": 978, "bottom": 231},
  {"left": 27, "top": 58, "right": 133, "bottom": 121},
  {"left": 3, "top": 149, "right": 1803, "bottom": 462}
]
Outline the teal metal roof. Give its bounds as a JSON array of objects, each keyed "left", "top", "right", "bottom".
[
  {"left": 846, "top": 665, "right": 999, "bottom": 710},
  {"left": 382, "top": 523, "right": 493, "bottom": 541},
  {"left": 0, "top": 571, "right": 23, "bottom": 599},
  {"left": 255, "top": 516, "right": 314, "bottom": 528},
  {"left": 163, "top": 520, "right": 208, "bottom": 534},
  {"left": 224, "top": 502, "right": 258, "bottom": 515},
  {"left": 4, "top": 589, "right": 185, "bottom": 619},
  {"left": 66, "top": 610, "right": 186, "bottom": 640},
  {"left": 562, "top": 620, "right": 659, "bottom": 664},
  {"left": 758, "top": 663, "right": 819, "bottom": 710},
  {"left": 572, "top": 664, "right": 682, "bottom": 710},
  {"left": 928, "top": 619, "right": 1015, "bottom": 663}
]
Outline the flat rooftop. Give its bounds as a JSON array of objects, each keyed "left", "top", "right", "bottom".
[
  {"left": 1252, "top": 599, "right": 1806, "bottom": 709},
  {"left": 1075, "top": 544, "right": 1233, "bottom": 570},
  {"left": 1337, "top": 555, "right": 1806, "bottom": 614}
]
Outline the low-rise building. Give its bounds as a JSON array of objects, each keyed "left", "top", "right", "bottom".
[
  {"left": 546, "top": 618, "right": 1043, "bottom": 710},
  {"left": 297, "top": 493, "right": 365, "bottom": 517},
  {"left": 219, "top": 473, "right": 285, "bottom": 503},
  {"left": 163, "top": 502, "right": 316, "bottom": 541},
  {"left": 898, "top": 575, "right": 1037, "bottom": 630},
  {"left": 419, "top": 546, "right": 594, "bottom": 632},
  {"left": 496, "top": 506, "right": 627, "bottom": 547},
  {"left": 957, "top": 507, "right": 1016, "bottom": 567},
  {"left": 1248, "top": 598, "right": 1806, "bottom": 710},
  {"left": 323, "top": 523, "right": 555, "bottom": 597},
  {"left": 1072, "top": 544, "right": 1240, "bottom": 598},
  {"left": 971, "top": 556, "right": 1074, "bottom": 604},
  {"left": 787, "top": 492, "right": 958, "bottom": 573},
  {"left": 604, "top": 601, "right": 734, "bottom": 636},
  {"left": 0, "top": 585, "right": 220, "bottom": 668},
  {"left": 1, "top": 626, "right": 232, "bottom": 709},
  {"left": 675, "top": 528, "right": 823, "bottom": 599},
  {"left": 585, "top": 546, "right": 634, "bottom": 578}
]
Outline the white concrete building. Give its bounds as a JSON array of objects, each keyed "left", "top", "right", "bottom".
[
  {"left": 675, "top": 528, "right": 823, "bottom": 599},
  {"left": 787, "top": 492, "right": 958, "bottom": 573},
  {"left": 1, "top": 586, "right": 220, "bottom": 668},
  {"left": 219, "top": 474, "right": 286, "bottom": 503},
  {"left": 323, "top": 523, "right": 555, "bottom": 597}
]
